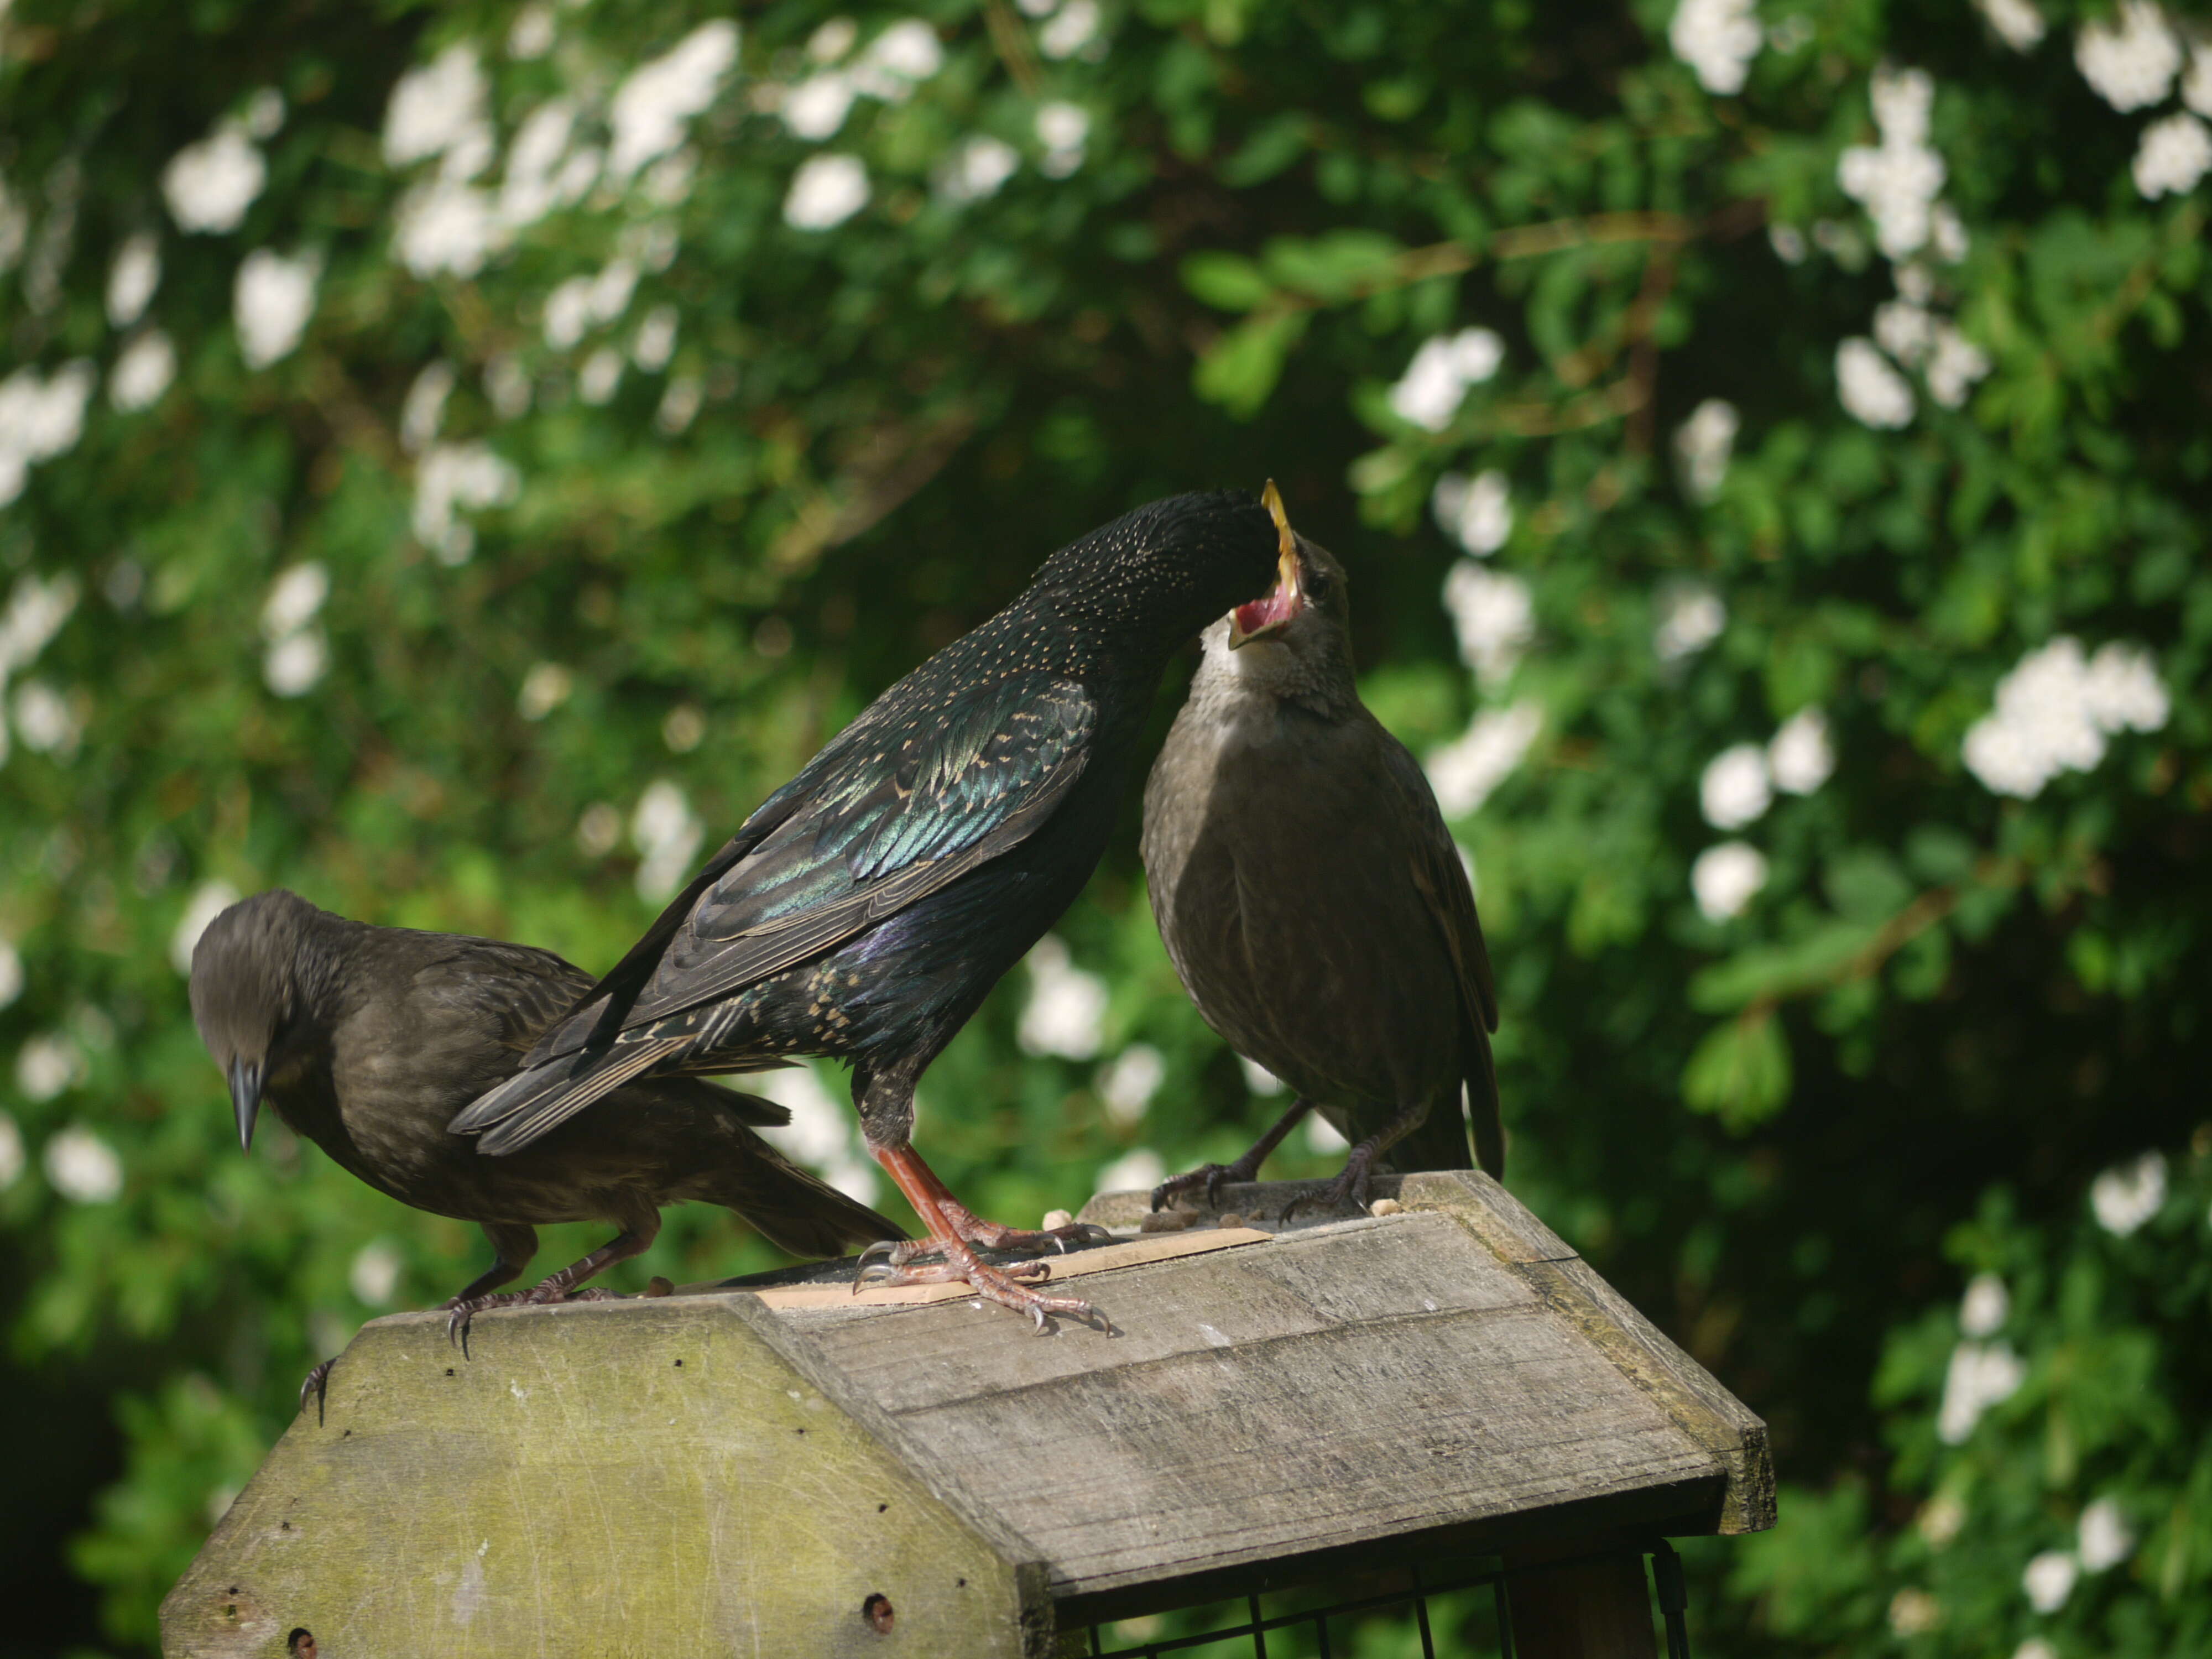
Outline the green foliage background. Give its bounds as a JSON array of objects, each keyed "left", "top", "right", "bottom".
[{"left": 2, "top": 0, "right": 2208, "bottom": 1652}]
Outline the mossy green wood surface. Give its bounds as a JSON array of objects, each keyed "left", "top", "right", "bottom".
[{"left": 159, "top": 1296, "right": 1038, "bottom": 1659}]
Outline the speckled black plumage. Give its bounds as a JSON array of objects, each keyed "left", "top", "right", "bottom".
[
  {"left": 189, "top": 890, "right": 898, "bottom": 1321},
  {"left": 1141, "top": 532, "right": 1504, "bottom": 1206},
  {"left": 450, "top": 491, "right": 1284, "bottom": 1323}
]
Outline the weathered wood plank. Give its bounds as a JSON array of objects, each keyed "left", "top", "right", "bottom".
[{"left": 161, "top": 1299, "right": 1045, "bottom": 1659}]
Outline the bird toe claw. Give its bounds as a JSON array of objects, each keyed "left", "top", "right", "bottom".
[{"left": 299, "top": 1359, "right": 335, "bottom": 1421}]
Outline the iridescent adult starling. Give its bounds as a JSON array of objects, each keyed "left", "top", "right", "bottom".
[
  {"left": 451, "top": 491, "right": 1285, "bottom": 1326},
  {"left": 190, "top": 890, "right": 896, "bottom": 1373},
  {"left": 1141, "top": 492, "right": 1503, "bottom": 1211}
]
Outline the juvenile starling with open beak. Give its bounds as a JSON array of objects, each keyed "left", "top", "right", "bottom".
[
  {"left": 1141, "top": 486, "right": 1504, "bottom": 1210},
  {"left": 190, "top": 890, "right": 897, "bottom": 1390},
  {"left": 450, "top": 491, "right": 1286, "bottom": 1327}
]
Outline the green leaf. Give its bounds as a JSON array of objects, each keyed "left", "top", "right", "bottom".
[
  {"left": 1192, "top": 311, "right": 1310, "bottom": 419},
  {"left": 1688, "top": 920, "right": 1886, "bottom": 1013},
  {"left": 1259, "top": 231, "right": 1405, "bottom": 302},
  {"left": 1823, "top": 849, "right": 1914, "bottom": 922},
  {"left": 1180, "top": 252, "right": 1274, "bottom": 312},
  {"left": 1682, "top": 1009, "right": 1794, "bottom": 1130}
]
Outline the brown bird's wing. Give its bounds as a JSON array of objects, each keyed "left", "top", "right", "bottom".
[{"left": 1376, "top": 723, "right": 1505, "bottom": 1178}]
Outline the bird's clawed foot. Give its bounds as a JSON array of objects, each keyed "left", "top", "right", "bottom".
[
  {"left": 445, "top": 1284, "right": 620, "bottom": 1349},
  {"left": 299, "top": 1358, "right": 335, "bottom": 1421},
  {"left": 1150, "top": 1152, "right": 1266, "bottom": 1213},
  {"left": 1281, "top": 1146, "right": 1378, "bottom": 1221},
  {"left": 854, "top": 1235, "right": 1108, "bottom": 1333}
]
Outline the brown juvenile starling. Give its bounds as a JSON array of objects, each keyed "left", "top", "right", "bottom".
[
  {"left": 189, "top": 890, "right": 898, "bottom": 1381},
  {"left": 450, "top": 491, "right": 1285, "bottom": 1327},
  {"left": 1141, "top": 489, "right": 1504, "bottom": 1209}
]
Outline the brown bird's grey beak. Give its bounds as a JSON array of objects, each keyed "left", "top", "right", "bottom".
[
  {"left": 1229, "top": 481, "right": 1306, "bottom": 649},
  {"left": 228, "top": 1057, "right": 263, "bottom": 1152}
]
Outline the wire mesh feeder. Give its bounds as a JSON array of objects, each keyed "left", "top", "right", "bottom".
[
  {"left": 162, "top": 1173, "right": 1766, "bottom": 1658},
  {"left": 1081, "top": 1542, "right": 1694, "bottom": 1659}
]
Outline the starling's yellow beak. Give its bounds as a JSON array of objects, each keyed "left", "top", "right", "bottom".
[{"left": 1230, "top": 481, "right": 1306, "bottom": 649}]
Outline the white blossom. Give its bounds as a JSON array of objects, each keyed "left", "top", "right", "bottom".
[
  {"left": 938, "top": 135, "right": 1020, "bottom": 204},
  {"left": 44, "top": 1123, "right": 121, "bottom": 1203},
  {"left": 517, "top": 661, "right": 572, "bottom": 721},
  {"left": 2075, "top": 1, "right": 2180, "bottom": 111},
  {"left": 785, "top": 154, "right": 869, "bottom": 231},
  {"left": 2132, "top": 112, "right": 2212, "bottom": 198},
  {"left": 656, "top": 375, "right": 704, "bottom": 436},
  {"left": 508, "top": 2, "right": 555, "bottom": 57},
  {"left": 162, "top": 123, "right": 265, "bottom": 233},
  {"left": 1307, "top": 1114, "right": 1350, "bottom": 1152},
  {"left": 631, "top": 780, "right": 704, "bottom": 902},
  {"left": 1874, "top": 298, "right": 1937, "bottom": 366},
  {"left": 578, "top": 348, "right": 624, "bottom": 405},
  {"left": 1039, "top": 0, "right": 1102, "bottom": 60},
  {"left": 1018, "top": 935, "right": 1107, "bottom": 1060},
  {"left": 633, "top": 306, "right": 679, "bottom": 372},
  {"left": 1930, "top": 203, "right": 1969, "bottom": 263},
  {"left": 349, "top": 1240, "right": 403, "bottom": 1306},
  {"left": 575, "top": 801, "right": 623, "bottom": 857},
  {"left": 486, "top": 355, "right": 533, "bottom": 420},
  {"left": 1442, "top": 561, "right": 1533, "bottom": 682},
  {"left": 1432, "top": 469, "right": 1513, "bottom": 557},
  {"left": 398, "top": 361, "right": 455, "bottom": 456},
  {"left": 2188, "top": 35, "right": 2212, "bottom": 115},
  {"left": 856, "top": 19, "right": 944, "bottom": 94},
  {"left": 2078, "top": 1497, "right": 2133, "bottom": 1571},
  {"left": 0, "top": 938, "right": 19, "bottom": 1011},
  {"left": 1097, "top": 1044, "right": 1164, "bottom": 1126},
  {"left": 1768, "top": 709, "right": 1833, "bottom": 795},
  {"left": 260, "top": 562, "right": 329, "bottom": 640},
  {"left": 1963, "top": 638, "right": 2166, "bottom": 797},
  {"left": 1977, "top": 0, "right": 2047, "bottom": 50},
  {"left": 106, "top": 233, "right": 161, "bottom": 327},
  {"left": 608, "top": 22, "right": 740, "bottom": 181},
  {"left": 1919, "top": 1492, "right": 1968, "bottom": 1548},
  {"left": 1655, "top": 584, "right": 1725, "bottom": 661},
  {"left": 0, "top": 178, "right": 25, "bottom": 277},
  {"left": 171, "top": 881, "right": 242, "bottom": 975},
  {"left": 1959, "top": 1271, "right": 2009, "bottom": 1338},
  {"left": 384, "top": 44, "right": 488, "bottom": 168},
  {"left": 17, "top": 1034, "right": 84, "bottom": 1102},
  {"left": 497, "top": 100, "right": 585, "bottom": 232},
  {"left": 0, "top": 363, "right": 97, "bottom": 506},
  {"left": 1837, "top": 337, "right": 1915, "bottom": 428},
  {"left": 413, "top": 442, "right": 520, "bottom": 565},
  {"left": 1095, "top": 1147, "right": 1165, "bottom": 1197},
  {"left": 13, "top": 681, "right": 81, "bottom": 757},
  {"left": 1669, "top": 0, "right": 1762, "bottom": 94},
  {"left": 1926, "top": 324, "right": 1991, "bottom": 409},
  {"left": 1241, "top": 1057, "right": 1285, "bottom": 1097},
  {"left": 0, "top": 1111, "right": 20, "bottom": 1189},
  {"left": 233, "top": 249, "right": 319, "bottom": 369},
  {"left": 808, "top": 18, "right": 859, "bottom": 61},
  {"left": 2090, "top": 1149, "right": 2166, "bottom": 1235},
  {"left": 2014, "top": 1641, "right": 2059, "bottom": 1659},
  {"left": 1938, "top": 1339, "right": 2026, "bottom": 1442},
  {"left": 662, "top": 705, "right": 706, "bottom": 753},
  {"left": 109, "top": 331, "right": 176, "bottom": 413},
  {"left": 1674, "top": 399, "right": 1738, "bottom": 500},
  {"left": 783, "top": 74, "right": 857, "bottom": 141},
  {"left": 263, "top": 631, "right": 328, "bottom": 697},
  {"left": 1390, "top": 329, "right": 1504, "bottom": 431},
  {"left": 1887, "top": 1590, "right": 1942, "bottom": 1637},
  {"left": 393, "top": 176, "right": 500, "bottom": 279},
  {"left": 755, "top": 1063, "right": 878, "bottom": 1203},
  {"left": 1427, "top": 702, "right": 1542, "bottom": 816},
  {"left": 1837, "top": 66, "right": 1947, "bottom": 260},
  {"left": 2022, "top": 1550, "right": 2078, "bottom": 1613},
  {"left": 543, "top": 275, "right": 596, "bottom": 349},
  {"left": 1769, "top": 224, "right": 1808, "bottom": 263},
  {"left": 1692, "top": 841, "right": 1767, "bottom": 921},
  {"left": 1037, "top": 101, "right": 1090, "bottom": 175},
  {"left": 1700, "top": 743, "right": 1772, "bottom": 830}
]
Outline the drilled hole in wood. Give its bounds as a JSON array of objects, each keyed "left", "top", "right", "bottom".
[
  {"left": 877, "top": 1503, "right": 889, "bottom": 1513},
  {"left": 674, "top": 1359, "right": 684, "bottom": 1367},
  {"left": 862, "top": 1593, "right": 894, "bottom": 1634}
]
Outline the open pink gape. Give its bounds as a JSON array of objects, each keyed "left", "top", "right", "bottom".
[{"left": 1233, "top": 587, "right": 1301, "bottom": 638}]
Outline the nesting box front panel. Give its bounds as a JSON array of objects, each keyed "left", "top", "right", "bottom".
[{"left": 159, "top": 1300, "right": 1035, "bottom": 1659}]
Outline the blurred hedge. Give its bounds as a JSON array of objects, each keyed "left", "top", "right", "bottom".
[{"left": 2, "top": 0, "right": 2208, "bottom": 1651}]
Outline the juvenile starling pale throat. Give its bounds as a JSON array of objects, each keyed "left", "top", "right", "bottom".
[
  {"left": 451, "top": 491, "right": 1285, "bottom": 1326},
  {"left": 190, "top": 890, "right": 897, "bottom": 1379},
  {"left": 1141, "top": 489, "right": 1503, "bottom": 1209}
]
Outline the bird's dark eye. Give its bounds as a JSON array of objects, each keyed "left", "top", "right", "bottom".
[{"left": 1306, "top": 570, "right": 1334, "bottom": 598}]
